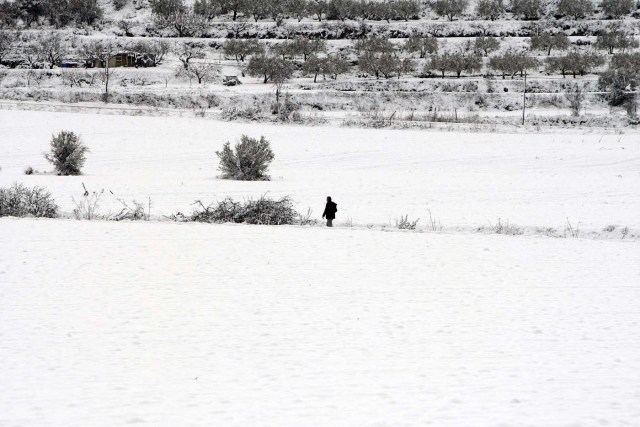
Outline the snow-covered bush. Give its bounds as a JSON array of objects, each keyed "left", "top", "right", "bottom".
[
  {"left": 190, "top": 196, "right": 298, "bottom": 225},
  {"left": 45, "top": 131, "right": 89, "bottom": 176},
  {"left": 216, "top": 134, "right": 274, "bottom": 181},
  {"left": 0, "top": 183, "right": 59, "bottom": 218}
]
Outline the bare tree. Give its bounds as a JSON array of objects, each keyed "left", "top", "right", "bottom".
[
  {"left": 34, "top": 32, "right": 68, "bottom": 69},
  {"left": 26, "top": 69, "right": 45, "bottom": 87},
  {"left": 82, "top": 40, "right": 120, "bottom": 102},
  {"left": 182, "top": 61, "right": 220, "bottom": 84},
  {"left": 174, "top": 42, "right": 206, "bottom": 69},
  {"left": 227, "top": 20, "right": 249, "bottom": 38},
  {"left": 61, "top": 69, "right": 96, "bottom": 88},
  {"left": 129, "top": 39, "right": 171, "bottom": 65}
]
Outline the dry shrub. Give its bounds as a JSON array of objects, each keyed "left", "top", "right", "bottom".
[
  {"left": 190, "top": 195, "right": 298, "bottom": 225},
  {"left": 0, "top": 183, "right": 59, "bottom": 218}
]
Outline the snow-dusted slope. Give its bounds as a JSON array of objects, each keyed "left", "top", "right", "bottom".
[
  {"left": 1, "top": 218, "right": 639, "bottom": 426},
  {"left": 1, "top": 109, "right": 639, "bottom": 230}
]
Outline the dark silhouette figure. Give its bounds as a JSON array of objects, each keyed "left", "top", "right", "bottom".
[{"left": 322, "top": 196, "right": 337, "bottom": 227}]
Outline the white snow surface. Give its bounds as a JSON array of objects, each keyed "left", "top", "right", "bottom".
[
  {"left": 1, "top": 218, "right": 640, "bottom": 426},
  {"left": 1, "top": 109, "right": 639, "bottom": 230}
]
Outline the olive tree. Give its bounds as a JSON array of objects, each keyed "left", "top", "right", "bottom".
[
  {"left": 476, "top": 0, "right": 505, "bottom": 20},
  {"left": 556, "top": 0, "right": 593, "bottom": 19},
  {"left": 45, "top": 131, "right": 89, "bottom": 176},
  {"left": 403, "top": 34, "right": 438, "bottom": 58},
  {"left": 223, "top": 38, "right": 264, "bottom": 62},
  {"left": 510, "top": 0, "right": 544, "bottom": 19},
  {"left": 432, "top": 0, "right": 469, "bottom": 20},
  {"left": 246, "top": 54, "right": 295, "bottom": 109},
  {"left": 489, "top": 50, "right": 538, "bottom": 78},
  {"left": 600, "top": 0, "right": 635, "bottom": 18},
  {"left": 529, "top": 32, "right": 570, "bottom": 55},
  {"left": 216, "top": 135, "right": 274, "bottom": 181},
  {"left": 595, "top": 24, "right": 639, "bottom": 54},
  {"left": 474, "top": 36, "right": 501, "bottom": 56}
]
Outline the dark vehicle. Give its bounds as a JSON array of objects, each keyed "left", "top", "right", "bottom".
[{"left": 223, "top": 76, "right": 242, "bottom": 86}]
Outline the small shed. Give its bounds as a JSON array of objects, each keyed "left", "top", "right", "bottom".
[
  {"left": 88, "top": 52, "right": 156, "bottom": 68},
  {"left": 90, "top": 52, "right": 136, "bottom": 68}
]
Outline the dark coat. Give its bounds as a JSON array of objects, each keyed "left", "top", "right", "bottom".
[{"left": 322, "top": 201, "right": 337, "bottom": 219}]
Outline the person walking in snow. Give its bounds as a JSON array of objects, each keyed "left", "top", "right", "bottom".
[{"left": 322, "top": 196, "right": 337, "bottom": 227}]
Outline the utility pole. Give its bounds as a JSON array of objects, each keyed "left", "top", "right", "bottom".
[
  {"left": 522, "top": 71, "right": 527, "bottom": 126},
  {"left": 104, "top": 51, "right": 109, "bottom": 103}
]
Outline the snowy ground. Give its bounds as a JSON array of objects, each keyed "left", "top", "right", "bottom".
[
  {"left": 1, "top": 218, "right": 639, "bottom": 426},
  {"left": 1, "top": 109, "right": 639, "bottom": 232}
]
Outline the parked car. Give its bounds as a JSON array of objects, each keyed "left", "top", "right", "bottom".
[{"left": 223, "top": 76, "right": 242, "bottom": 86}]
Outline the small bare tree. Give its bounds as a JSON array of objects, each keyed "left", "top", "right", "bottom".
[
  {"left": 33, "top": 32, "right": 68, "bottom": 69},
  {"left": 180, "top": 61, "right": 220, "bottom": 84},
  {"left": 26, "top": 69, "right": 45, "bottom": 87},
  {"left": 564, "top": 84, "right": 586, "bottom": 116},
  {"left": 82, "top": 40, "right": 120, "bottom": 103},
  {"left": 174, "top": 41, "right": 206, "bottom": 69}
]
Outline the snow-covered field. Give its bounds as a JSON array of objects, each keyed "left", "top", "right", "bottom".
[
  {"left": 1, "top": 109, "right": 639, "bottom": 231},
  {"left": 2, "top": 107, "right": 640, "bottom": 425},
  {"left": 1, "top": 218, "right": 639, "bottom": 426}
]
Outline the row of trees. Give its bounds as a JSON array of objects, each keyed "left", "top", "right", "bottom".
[
  {"left": 152, "top": 0, "right": 638, "bottom": 24},
  {"left": 1, "top": 0, "right": 637, "bottom": 30},
  {"left": 217, "top": 31, "right": 635, "bottom": 80},
  {"left": 0, "top": 0, "right": 102, "bottom": 28}
]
